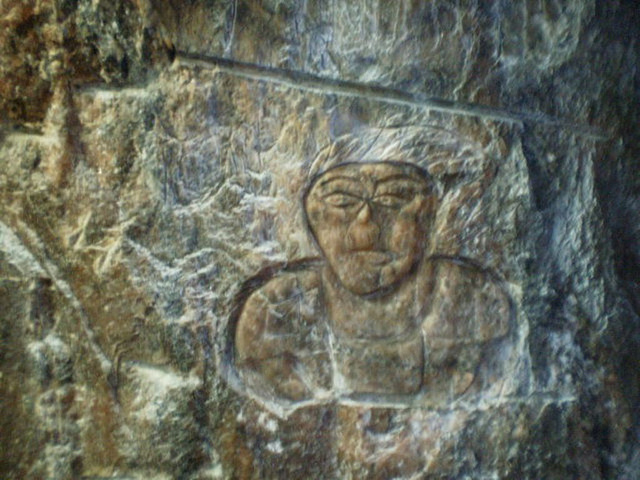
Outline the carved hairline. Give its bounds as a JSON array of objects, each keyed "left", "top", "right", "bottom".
[
  {"left": 303, "top": 160, "right": 436, "bottom": 196},
  {"left": 306, "top": 126, "right": 486, "bottom": 184},
  {"left": 301, "top": 160, "right": 439, "bottom": 257}
]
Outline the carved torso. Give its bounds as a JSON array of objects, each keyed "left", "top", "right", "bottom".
[{"left": 233, "top": 256, "right": 511, "bottom": 408}]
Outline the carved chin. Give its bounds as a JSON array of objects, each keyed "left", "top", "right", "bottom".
[
  {"left": 336, "top": 271, "right": 382, "bottom": 295},
  {"left": 331, "top": 254, "right": 415, "bottom": 296}
]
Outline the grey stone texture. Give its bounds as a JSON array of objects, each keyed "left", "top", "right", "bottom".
[{"left": 1, "top": 0, "right": 639, "bottom": 478}]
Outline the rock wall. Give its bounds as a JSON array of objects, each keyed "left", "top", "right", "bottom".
[{"left": 1, "top": 1, "right": 638, "bottom": 479}]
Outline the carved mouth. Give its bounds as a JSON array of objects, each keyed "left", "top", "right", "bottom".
[{"left": 349, "top": 251, "right": 394, "bottom": 265}]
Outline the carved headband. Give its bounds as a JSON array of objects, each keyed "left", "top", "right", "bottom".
[{"left": 307, "top": 125, "right": 489, "bottom": 185}]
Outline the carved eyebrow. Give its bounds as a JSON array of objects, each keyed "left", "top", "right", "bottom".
[
  {"left": 374, "top": 175, "right": 427, "bottom": 187},
  {"left": 317, "top": 175, "right": 361, "bottom": 188}
]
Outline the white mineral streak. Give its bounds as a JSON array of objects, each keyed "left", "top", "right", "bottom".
[
  {"left": 1, "top": 220, "right": 113, "bottom": 375},
  {"left": 1, "top": 0, "right": 637, "bottom": 477},
  {"left": 265, "top": 440, "right": 284, "bottom": 454},
  {"left": 0, "top": 220, "right": 47, "bottom": 277},
  {"left": 129, "top": 364, "right": 201, "bottom": 423}
]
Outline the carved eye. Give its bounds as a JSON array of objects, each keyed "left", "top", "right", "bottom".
[
  {"left": 373, "top": 193, "right": 410, "bottom": 208},
  {"left": 323, "top": 193, "right": 362, "bottom": 208}
]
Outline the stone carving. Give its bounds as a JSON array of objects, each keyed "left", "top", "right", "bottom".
[{"left": 228, "top": 129, "right": 513, "bottom": 414}]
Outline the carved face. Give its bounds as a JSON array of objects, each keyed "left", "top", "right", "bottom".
[{"left": 304, "top": 162, "right": 434, "bottom": 296}]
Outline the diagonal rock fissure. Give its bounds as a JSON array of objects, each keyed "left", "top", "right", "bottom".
[{"left": 175, "top": 51, "right": 609, "bottom": 141}]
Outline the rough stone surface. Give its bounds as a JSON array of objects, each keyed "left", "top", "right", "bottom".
[{"left": 1, "top": 1, "right": 639, "bottom": 479}]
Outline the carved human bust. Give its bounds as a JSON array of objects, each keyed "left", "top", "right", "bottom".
[
  {"left": 304, "top": 162, "right": 435, "bottom": 297},
  {"left": 231, "top": 128, "right": 512, "bottom": 413}
]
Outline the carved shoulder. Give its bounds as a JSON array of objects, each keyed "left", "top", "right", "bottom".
[
  {"left": 235, "top": 269, "right": 322, "bottom": 361},
  {"left": 422, "top": 257, "right": 512, "bottom": 347},
  {"left": 233, "top": 268, "right": 329, "bottom": 402}
]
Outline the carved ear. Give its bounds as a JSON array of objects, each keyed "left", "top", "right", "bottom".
[
  {"left": 423, "top": 194, "right": 439, "bottom": 220},
  {"left": 301, "top": 188, "right": 321, "bottom": 252}
]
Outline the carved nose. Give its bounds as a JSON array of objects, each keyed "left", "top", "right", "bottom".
[
  {"left": 347, "top": 203, "right": 380, "bottom": 250},
  {"left": 356, "top": 202, "right": 372, "bottom": 223}
]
